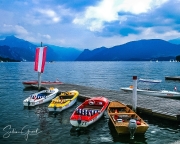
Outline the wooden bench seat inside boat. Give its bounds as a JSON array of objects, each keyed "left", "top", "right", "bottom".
[
  {"left": 109, "top": 106, "right": 126, "bottom": 108},
  {"left": 59, "top": 96, "right": 74, "bottom": 99},
  {"left": 84, "top": 105, "right": 103, "bottom": 110},
  {"left": 111, "top": 116, "right": 146, "bottom": 126},
  {"left": 108, "top": 107, "right": 127, "bottom": 113},
  {"left": 111, "top": 116, "right": 130, "bottom": 123},
  {"left": 109, "top": 113, "right": 135, "bottom": 115}
]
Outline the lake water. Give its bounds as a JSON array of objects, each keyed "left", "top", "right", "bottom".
[{"left": 0, "top": 61, "right": 180, "bottom": 144}]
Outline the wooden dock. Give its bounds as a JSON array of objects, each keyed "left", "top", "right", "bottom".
[
  {"left": 165, "top": 76, "right": 180, "bottom": 81},
  {"left": 31, "top": 83, "right": 180, "bottom": 122}
]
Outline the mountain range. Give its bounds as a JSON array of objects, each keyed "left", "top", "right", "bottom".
[
  {"left": 76, "top": 39, "right": 180, "bottom": 61},
  {"left": 0, "top": 36, "right": 82, "bottom": 61},
  {"left": 0, "top": 36, "right": 180, "bottom": 61}
]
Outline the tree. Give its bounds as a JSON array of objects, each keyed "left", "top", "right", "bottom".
[{"left": 176, "top": 55, "right": 180, "bottom": 62}]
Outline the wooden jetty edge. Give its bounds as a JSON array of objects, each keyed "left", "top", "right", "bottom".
[
  {"left": 165, "top": 76, "right": 180, "bottom": 81},
  {"left": 29, "top": 83, "right": 180, "bottom": 122}
]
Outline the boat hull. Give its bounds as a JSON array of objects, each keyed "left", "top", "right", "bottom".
[
  {"left": 114, "top": 123, "right": 149, "bottom": 134},
  {"left": 48, "top": 97, "right": 77, "bottom": 112},
  {"left": 121, "top": 87, "right": 180, "bottom": 98},
  {"left": 70, "top": 109, "right": 105, "bottom": 127},
  {"left": 70, "top": 97, "right": 109, "bottom": 127},
  {"left": 48, "top": 90, "right": 79, "bottom": 113},
  {"left": 23, "top": 88, "right": 58, "bottom": 106},
  {"left": 23, "top": 81, "right": 63, "bottom": 88}
]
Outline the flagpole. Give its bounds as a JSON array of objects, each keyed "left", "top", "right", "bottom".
[
  {"left": 38, "top": 42, "right": 43, "bottom": 91},
  {"left": 38, "top": 72, "right": 41, "bottom": 90}
]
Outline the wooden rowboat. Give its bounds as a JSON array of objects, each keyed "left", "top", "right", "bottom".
[{"left": 107, "top": 101, "right": 149, "bottom": 139}]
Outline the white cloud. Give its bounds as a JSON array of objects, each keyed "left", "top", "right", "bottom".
[
  {"left": 73, "top": 0, "right": 169, "bottom": 32},
  {"left": 36, "top": 33, "right": 51, "bottom": 40},
  {"left": 41, "top": 34, "right": 51, "bottom": 39},
  {"left": 78, "top": 26, "right": 180, "bottom": 49},
  {"left": 25, "top": 8, "right": 62, "bottom": 25},
  {"left": 1, "top": 24, "right": 28, "bottom": 35},
  {"left": 139, "top": 26, "right": 180, "bottom": 40},
  {"left": 36, "top": 8, "right": 60, "bottom": 23}
]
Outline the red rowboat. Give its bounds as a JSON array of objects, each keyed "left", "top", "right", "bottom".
[
  {"left": 22, "top": 80, "right": 63, "bottom": 88},
  {"left": 70, "top": 96, "right": 109, "bottom": 127}
]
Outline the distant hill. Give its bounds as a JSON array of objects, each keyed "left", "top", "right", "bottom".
[
  {"left": 0, "top": 36, "right": 36, "bottom": 61},
  {"left": 0, "top": 55, "right": 19, "bottom": 62},
  {"left": 0, "top": 36, "right": 82, "bottom": 61},
  {"left": 169, "top": 37, "right": 180, "bottom": 45},
  {"left": 76, "top": 39, "right": 180, "bottom": 61},
  {"left": 46, "top": 44, "right": 82, "bottom": 61}
]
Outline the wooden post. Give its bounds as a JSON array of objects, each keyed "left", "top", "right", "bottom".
[{"left": 132, "top": 76, "right": 137, "bottom": 112}]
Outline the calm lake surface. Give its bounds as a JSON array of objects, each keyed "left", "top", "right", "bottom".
[{"left": 0, "top": 61, "right": 180, "bottom": 144}]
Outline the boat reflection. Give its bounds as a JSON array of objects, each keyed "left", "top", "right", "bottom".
[{"left": 70, "top": 126, "right": 89, "bottom": 136}]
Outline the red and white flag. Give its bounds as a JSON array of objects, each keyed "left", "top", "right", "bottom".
[{"left": 34, "top": 46, "right": 47, "bottom": 73}]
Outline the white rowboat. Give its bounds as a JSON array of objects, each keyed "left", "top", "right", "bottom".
[
  {"left": 121, "top": 87, "right": 180, "bottom": 98},
  {"left": 23, "top": 87, "right": 59, "bottom": 106},
  {"left": 121, "top": 78, "right": 180, "bottom": 98}
]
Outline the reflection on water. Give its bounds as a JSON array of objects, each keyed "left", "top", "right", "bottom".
[
  {"left": 35, "top": 107, "right": 49, "bottom": 129},
  {"left": 70, "top": 127, "right": 89, "bottom": 137}
]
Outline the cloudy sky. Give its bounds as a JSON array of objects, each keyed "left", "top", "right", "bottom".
[{"left": 0, "top": 0, "right": 180, "bottom": 49}]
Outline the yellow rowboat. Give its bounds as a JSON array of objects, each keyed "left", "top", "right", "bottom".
[
  {"left": 48, "top": 90, "right": 79, "bottom": 112},
  {"left": 107, "top": 101, "right": 149, "bottom": 139}
]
